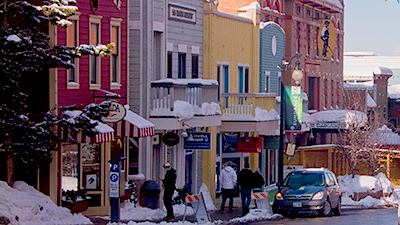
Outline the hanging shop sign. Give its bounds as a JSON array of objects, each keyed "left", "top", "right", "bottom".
[
  {"left": 284, "top": 86, "right": 303, "bottom": 131},
  {"left": 285, "top": 143, "right": 296, "bottom": 157},
  {"left": 184, "top": 132, "right": 211, "bottom": 150},
  {"left": 238, "top": 137, "right": 263, "bottom": 153},
  {"left": 317, "top": 19, "right": 337, "bottom": 60},
  {"left": 104, "top": 102, "right": 126, "bottom": 123},
  {"left": 162, "top": 132, "right": 180, "bottom": 146}
]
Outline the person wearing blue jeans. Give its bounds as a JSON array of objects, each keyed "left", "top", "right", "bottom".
[{"left": 237, "top": 161, "right": 253, "bottom": 216}]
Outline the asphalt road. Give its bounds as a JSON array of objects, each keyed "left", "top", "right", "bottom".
[{"left": 248, "top": 207, "right": 398, "bottom": 225}]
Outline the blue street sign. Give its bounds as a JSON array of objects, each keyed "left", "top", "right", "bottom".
[
  {"left": 111, "top": 163, "right": 119, "bottom": 172},
  {"left": 184, "top": 132, "right": 211, "bottom": 150}
]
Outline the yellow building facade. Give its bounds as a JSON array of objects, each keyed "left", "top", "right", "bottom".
[{"left": 203, "top": 2, "right": 277, "bottom": 200}]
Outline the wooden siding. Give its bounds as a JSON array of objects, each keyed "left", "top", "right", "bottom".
[
  {"left": 154, "top": 0, "right": 165, "bottom": 23},
  {"left": 260, "top": 23, "right": 285, "bottom": 94},
  {"left": 203, "top": 6, "right": 260, "bottom": 93},
  {"left": 57, "top": 0, "right": 128, "bottom": 107},
  {"left": 167, "top": 1, "right": 204, "bottom": 79}
]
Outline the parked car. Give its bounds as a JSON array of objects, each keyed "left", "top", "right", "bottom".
[{"left": 272, "top": 168, "right": 341, "bottom": 217}]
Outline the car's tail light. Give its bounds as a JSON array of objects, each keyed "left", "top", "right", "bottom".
[
  {"left": 276, "top": 192, "right": 284, "bottom": 200},
  {"left": 312, "top": 191, "right": 324, "bottom": 200}
]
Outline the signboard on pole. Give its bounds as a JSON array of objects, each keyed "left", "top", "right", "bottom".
[
  {"left": 184, "top": 132, "right": 211, "bottom": 150},
  {"left": 284, "top": 86, "right": 302, "bottom": 131}
]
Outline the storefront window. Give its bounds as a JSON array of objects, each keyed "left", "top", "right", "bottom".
[
  {"left": 61, "top": 144, "right": 79, "bottom": 191},
  {"left": 81, "top": 143, "right": 101, "bottom": 190},
  {"left": 222, "top": 133, "right": 238, "bottom": 153}
]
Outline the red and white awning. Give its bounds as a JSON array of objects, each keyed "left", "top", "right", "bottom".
[
  {"left": 112, "top": 106, "right": 155, "bottom": 138},
  {"left": 60, "top": 110, "right": 115, "bottom": 143},
  {"left": 59, "top": 124, "right": 114, "bottom": 143}
]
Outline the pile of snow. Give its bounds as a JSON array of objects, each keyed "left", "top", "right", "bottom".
[
  {"left": 375, "top": 173, "right": 394, "bottom": 194},
  {"left": 0, "top": 181, "right": 91, "bottom": 225},
  {"left": 200, "top": 183, "right": 218, "bottom": 212},
  {"left": 171, "top": 100, "right": 221, "bottom": 120},
  {"left": 254, "top": 107, "right": 279, "bottom": 121},
  {"left": 338, "top": 173, "right": 400, "bottom": 208},
  {"left": 338, "top": 174, "right": 383, "bottom": 195}
]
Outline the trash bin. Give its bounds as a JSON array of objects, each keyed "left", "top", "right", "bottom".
[{"left": 140, "top": 180, "right": 160, "bottom": 209}]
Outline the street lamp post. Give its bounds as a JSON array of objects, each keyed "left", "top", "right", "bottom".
[{"left": 277, "top": 53, "right": 303, "bottom": 182}]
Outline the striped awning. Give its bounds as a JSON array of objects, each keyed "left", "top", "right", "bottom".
[
  {"left": 59, "top": 110, "right": 115, "bottom": 143},
  {"left": 59, "top": 124, "right": 115, "bottom": 143},
  {"left": 112, "top": 106, "right": 155, "bottom": 138}
]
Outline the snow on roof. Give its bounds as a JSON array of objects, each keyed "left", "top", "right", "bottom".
[
  {"left": 374, "top": 125, "right": 400, "bottom": 145},
  {"left": 344, "top": 54, "right": 400, "bottom": 79},
  {"left": 124, "top": 105, "right": 155, "bottom": 129},
  {"left": 373, "top": 66, "right": 393, "bottom": 76},
  {"left": 310, "top": 109, "right": 368, "bottom": 126},
  {"left": 238, "top": 1, "right": 261, "bottom": 12},
  {"left": 388, "top": 84, "right": 400, "bottom": 99},
  {"left": 259, "top": 21, "right": 285, "bottom": 34},
  {"left": 151, "top": 78, "right": 218, "bottom": 86},
  {"left": 344, "top": 51, "right": 376, "bottom": 56},
  {"left": 367, "top": 93, "right": 377, "bottom": 108},
  {"left": 322, "top": 0, "right": 343, "bottom": 9}
]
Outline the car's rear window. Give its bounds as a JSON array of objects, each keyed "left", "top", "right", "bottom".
[{"left": 283, "top": 172, "right": 325, "bottom": 187}]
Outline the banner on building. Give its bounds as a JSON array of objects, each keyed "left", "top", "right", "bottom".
[
  {"left": 317, "top": 19, "right": 336, "bottom": 60},
  {"left": 238, "top": 137, "right": 263, "bottom": 153},
  {"left": 184, "top": 132, "right": 211, "bottom": 150},
  {"left": 222, "top": 133, "right": 238, "bottom": 153},
  {"left": 284, "top": 86, "right": 302, "bottom": 131}
]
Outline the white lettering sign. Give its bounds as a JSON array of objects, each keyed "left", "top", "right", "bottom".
[{"left": 169, "top": 4, "right": 196, "bottom": 24}]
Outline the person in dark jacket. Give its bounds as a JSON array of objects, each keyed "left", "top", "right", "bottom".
[
  {"left": 161, "top": 162, "right": 176, "bottom": 221},
  {"left": 252, "top": 168, "right": 265, "bottom": 192},
  {"left": 237, "top": 161, "right": 253, "bottom": 215}
]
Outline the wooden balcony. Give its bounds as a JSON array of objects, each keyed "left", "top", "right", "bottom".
[
  {"left": 220, "top": 93, "right": 277, "bottom": 120},
  {"left": 220, "top": 93, "right": 279, "bottom": 135},
  {"left": 150, "top": 79, "right": 219, "bottom": 116}
]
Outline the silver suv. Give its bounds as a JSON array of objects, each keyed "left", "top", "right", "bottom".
[{"left": 272, "top": 168, "right": 341, "bottom": 217}]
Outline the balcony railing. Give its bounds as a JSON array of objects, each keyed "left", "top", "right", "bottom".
[
  {"left": 220, "top": 93, "right": 277, "bottom": 120},
  {"left": 150, "top": 79, "right": 219, "bottom": 116}
]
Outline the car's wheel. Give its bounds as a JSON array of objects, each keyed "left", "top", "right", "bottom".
[
  {"left": 332, "top": 199, "right": 341, "bottom": 216},
  {"left": 319, "top": 200, "right": 332, "bottom": 217}
]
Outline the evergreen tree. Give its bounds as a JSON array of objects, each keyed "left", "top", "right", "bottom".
[{"left": 0, "top": 0, "right": 114, "bottom": 185}]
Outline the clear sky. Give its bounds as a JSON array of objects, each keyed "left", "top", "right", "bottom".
[{"left": 344, "top": 0, "right": 400, "bottom": 56}]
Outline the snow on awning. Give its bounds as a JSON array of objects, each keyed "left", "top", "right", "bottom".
[
  {"left": 112, "top": 105, "right": 155, "bottom": 138},
  {"left": 60, "top": 110, "right": 115, "bottom": 143}
]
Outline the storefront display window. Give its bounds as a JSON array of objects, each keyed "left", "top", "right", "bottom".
[
  {"left": 61, "top": 144, "right": 79, "bottom": 191},
  {"left": 81, "top": 143, "right": 101, "bottom": 190}
]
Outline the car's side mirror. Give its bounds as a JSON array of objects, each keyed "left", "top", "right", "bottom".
[{"left": 276, "top": 182, "right": 282, "bottom": 188}]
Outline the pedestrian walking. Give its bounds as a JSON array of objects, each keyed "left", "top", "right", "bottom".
[
  {"left": 237, "top": 161, "right": 253, "bottom": 215},
  {"left": 252, "top": 168, "right": 265, "bottom": 192},
  {"left": 160, "top": 162, "right": 176, "bottom": 221},
  {"left": 219, "top": 161, "right": 237, "bottom": 213}
]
